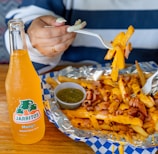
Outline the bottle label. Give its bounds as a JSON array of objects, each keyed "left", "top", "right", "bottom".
[{"left": 13, "top": 99, "right": 41, "bottom": 124}]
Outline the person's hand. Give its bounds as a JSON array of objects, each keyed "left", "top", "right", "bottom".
[{"left": 27, "top": 15, "right": 76, "bottom": 57}]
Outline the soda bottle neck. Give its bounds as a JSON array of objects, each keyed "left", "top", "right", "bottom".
[{"left": 8, "top": 19, "right": 27, "bottom": 54}]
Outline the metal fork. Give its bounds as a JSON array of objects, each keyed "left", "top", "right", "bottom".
[
  {"left": 45, "top": 25, "right": 113, "bottom": 49},
  {"left": 141, "top": 70, "right": 158, "bottom": 95}
]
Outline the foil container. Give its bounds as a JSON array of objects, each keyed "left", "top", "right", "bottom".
[{"left": 41, "top": 61, "right": 158, "bottom": 151}]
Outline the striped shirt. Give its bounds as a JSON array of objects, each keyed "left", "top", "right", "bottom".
[{"left": 5, "top": 0, "right": 158, "bottom": 72}]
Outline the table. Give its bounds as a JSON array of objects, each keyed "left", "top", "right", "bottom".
[{"left": 0, "top": 64, "right": 94, "bottom": 154}]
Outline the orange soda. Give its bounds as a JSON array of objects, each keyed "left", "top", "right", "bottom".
[{"left": 5, "top": 19, "right": 45, "bottom": 144}]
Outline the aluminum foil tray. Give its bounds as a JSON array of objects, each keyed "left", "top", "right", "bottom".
[{"left": 40, "top": 61, "right": 158, "bottom": 154}]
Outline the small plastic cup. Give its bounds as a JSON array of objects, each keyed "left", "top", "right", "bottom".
[{"left": 54, "top": 82, "right": 86, "bottom": 109}]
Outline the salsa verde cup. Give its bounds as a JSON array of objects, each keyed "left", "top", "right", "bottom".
[{"left": 54, "top": 82, "right": 86, "bottom": 109}]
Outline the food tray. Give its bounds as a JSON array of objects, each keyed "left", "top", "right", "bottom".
[{"left": 40, "top": 61, "right": 158, "bottom": 154}]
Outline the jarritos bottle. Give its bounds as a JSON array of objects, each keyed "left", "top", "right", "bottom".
[{"left": 5, "top": 18, "right": 45, "bottom": 144}]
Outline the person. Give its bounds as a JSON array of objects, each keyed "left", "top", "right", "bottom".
[{"left": 4, "top": 0, "right": 158, "bottom": 73}]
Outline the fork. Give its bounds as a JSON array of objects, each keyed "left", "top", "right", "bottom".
[
  {"left": 45, "top": 25, "right": 113, "bottom": 49},
  {"left": 141, "top": 69, "right": 158, "bottom": 95},
  {"left": 69, "top": 29, "right": 113, "bottom": 49}
]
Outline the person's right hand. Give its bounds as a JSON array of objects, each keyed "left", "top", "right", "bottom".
[{"left": 27, "top": 15, "right": 77, "bottom": 57}]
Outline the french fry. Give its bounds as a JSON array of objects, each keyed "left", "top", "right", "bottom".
[
  {"left": 150, "top": 111, "right": 158, "bottom": 131},
  {"left": 58, "top": 75, "right": 81, "bottom": 84},
  {"left": 108, "top": 100, "right": 120, "bottom": 114},
  {"left": 80, "top": 80, "right": 96, "bottom": 89},
  {"left": 104, "top": 115, "right": 143, "bottom": 127},
  {"left": 143, "top": 121, "right": 155, "bottom": 129},
  {"left": 118, "top": 77, "right": 129, "bottom": 103},
  {"left": 119, "top": 103, "right": 129, "bottom": 110},
  {"left": 58, "top": 75, "right": 96, "bottom": 89},
  {"left": 138, "top": 93, "right": 155, "bottom": 108},
  {"left": 71, "top": 118, "right": 129, "bottom": 132},
  {"left": 122, "top": 25, "right": 135, "bottom": 45},
  {"left": 112, "top": 32, "right": 125, "bottom": 47},
  {"left": 104, "top": 32, "right": 125, "bottom": 60},
  {"left": 102, "top": 78, "right": 117, "bottom": 87},
  {"left": 111, "top": 45, "right": 125, "bottom": 69},
  {"left": 63, "top": 108, "right": 143, "bottom": 127},
  {"left": 146, "top": 127, "right": 155, "bottom": 134},
  {"left": 46, "top": 77, "right": 59, "bottom": 88},
  {"left": 131, "top": 83, "right": 141, "bottom": 95},
  {"left": 125, "top": 42, "right": 132, "bottom": 59},
  {"left": 143, "top": 121, "right": 155, "bottom": 134},
  {"left": 71, "top": 118, "right": 92, "bottom": 129},
  {"left": 104, "top": 48, "right": 116, "bottom": 60},
  {"left": 127, "top": 74, "right": 139, "bottom": 88},
  {"left": 89, "top": 115, "right": 100, "bottom": 130},
  {"left": 111, "top": 67, "right": 119, "bottom": 82},
  {"left": 111, "top": 87, "right": 122, "bottom": 101},
  {"left": 131, "top": 125, "right": 149, "bottom": 137},
  {"left": 135, "top": 60, "right": 146, "bottom": 86}
]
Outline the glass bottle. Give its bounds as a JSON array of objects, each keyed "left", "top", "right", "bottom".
[{"left": 5, "top": 18, "right": 45, "bottom": 144}]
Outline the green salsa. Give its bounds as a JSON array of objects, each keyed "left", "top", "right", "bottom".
[{"left": 56, "top": 88, "right": 84, "bottom": 103}]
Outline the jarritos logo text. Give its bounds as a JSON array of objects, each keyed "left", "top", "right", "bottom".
[{"left": 13, "top": 99, "right": 41, "bottom": 124}]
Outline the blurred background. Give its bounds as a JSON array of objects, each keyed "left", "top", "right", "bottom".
[{"left": 0, "top": 0, "right": 21, "bottom": 64}]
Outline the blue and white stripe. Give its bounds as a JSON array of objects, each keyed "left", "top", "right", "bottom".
[{"left": 5, "top": 0, "right": 158, "bottom": 72}]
